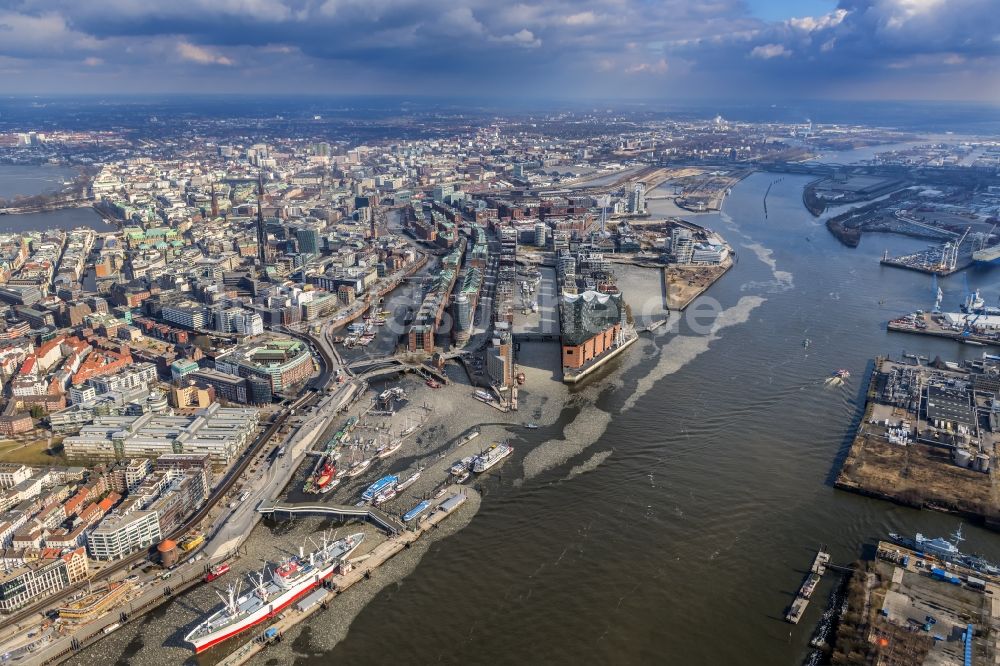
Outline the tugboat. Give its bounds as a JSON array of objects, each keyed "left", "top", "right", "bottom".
[{"left": 449, "top": 456, "right": 475, "bottom": 476}]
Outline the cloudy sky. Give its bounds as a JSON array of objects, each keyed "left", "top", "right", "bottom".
[{"left": 0, "top": 0, "right": 997, "bottom": 102}]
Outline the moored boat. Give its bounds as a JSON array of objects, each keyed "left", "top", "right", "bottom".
[
  {"left": 376, "top": 439, "right": 402, "bottom": 459},
  {"left": 315, "top": 461, "right": 336, "bottom": 489},
  {"left": 184, "top": 533, "right": 364, "bottom": 654},
  {"left": 403, "top": 500, "right": 431, "bottom": 522},
  {"left": 205, "top": 563, "right": 230, "bottom": 582},
  {"left": 346, "top": 459, "right": 372, "bottom": 477},
  {"left": 449, "top": 456, "right": 475, "bottom": 476},
  {"left": 472, "top": 442, "right": 514, "bottom": 473},
  {"left": 361, "top": 474, "right": 398, "bottom": 502},
  {"left": 395, "top": 469, "right": 422, "bottom": 492},
  {"left": 372, "top": 487, "right": 397, "bottom": 505}
]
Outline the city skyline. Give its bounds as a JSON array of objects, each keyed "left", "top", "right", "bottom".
[{"left": 0, "top": 0, "right": 997, "bottom": 102}]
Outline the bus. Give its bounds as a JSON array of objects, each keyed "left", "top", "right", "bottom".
[{"left": 277, "top": 446, "right": 286, "bottom": 458}]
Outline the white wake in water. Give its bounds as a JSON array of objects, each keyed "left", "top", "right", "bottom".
[{"left": 739, "top": 240, "right": 793, "bottom": 292}]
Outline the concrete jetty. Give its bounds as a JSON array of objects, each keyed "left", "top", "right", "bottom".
[
  {"left": 786, "top": 547, "right": 831, "bottom": 624},
  {"left": 887, "top": 317, "right": 1000, "bottom": 347}
]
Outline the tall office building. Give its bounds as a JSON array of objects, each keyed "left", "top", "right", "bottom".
[
  {"left": 670, "top": 228, "right": 694, "bottom": 264},
  {"left": 534, "top": 222, "right": 547, "bottom": 248},
  {"left": 628, "top": 182, "right": 646, "bottom": 215},
  {"left": 295, "top": 226, "right": 321, "bottom": 256},
  {"left": 453, "top": 293, "right": 472, "bottom": 343}
]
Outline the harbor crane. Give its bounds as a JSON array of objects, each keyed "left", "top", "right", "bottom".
[
  {"left": 941, "top": 226, "right": 971, "bottom": 272},
  {"left": 963, "top": 312, "right": 982, "bottom": 337}
]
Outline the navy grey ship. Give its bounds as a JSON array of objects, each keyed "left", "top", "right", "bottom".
[{"left": 888, "top": 525, "right": 1000, "bottom": 575}]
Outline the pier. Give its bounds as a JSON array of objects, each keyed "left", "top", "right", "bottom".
[
  {"left": 641, "top": 317, "right": 669, "bottom": 334},
  {"left": 786, "top": 547, "right": 831, "bottom": 624},
  {"left": 880, "top": 256, "right": 972, "bottom": 277},
  {"left": 257, "top": 500, "right": 406, "bottom": 535},
  {"left": 220, "top": 490, "right": 470, "bottom": 666},
  {"left": 887, "top": 317, "right": 1000, "bottom": 348}
]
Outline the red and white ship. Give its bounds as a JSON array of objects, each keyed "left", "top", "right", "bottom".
[{"left": 184, "top": 532, "right": 364, "bottom": 653}]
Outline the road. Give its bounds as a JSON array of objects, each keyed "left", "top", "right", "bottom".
[
  {"left": 2, "top": 238, "right": 426, "bottom": 662},
  {"left": 22, "top": 379, "right": 363, "bottom": 664},
  {"left": 0, "top": 341, "right": 344, "bottom": 661}
]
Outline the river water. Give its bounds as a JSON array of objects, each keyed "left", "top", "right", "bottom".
[{"left": 318, "top": 155, "right": 1000, "bottom": 665}]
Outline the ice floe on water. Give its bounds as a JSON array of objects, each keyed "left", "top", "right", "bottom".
[
  {"left": 564, "top": 450, "right": 614, "bottom": 481},
  {"left": 522, "top": 402, "right": 613, "bottom": 481}
]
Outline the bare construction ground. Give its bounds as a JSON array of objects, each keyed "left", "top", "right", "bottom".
[
  {"left": 836, "top": 434, "right": 999, "bottom": 523},
  {"left": 664, "top": 257, "right": 733, "bottom": 310}
]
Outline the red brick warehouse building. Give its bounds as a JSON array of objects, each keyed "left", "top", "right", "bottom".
[{"left": 559, "top": 291, "right": 626, "bottom": 370}]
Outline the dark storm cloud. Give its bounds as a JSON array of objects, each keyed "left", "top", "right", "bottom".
[{"left": 0, "top": 0, "right": 997, "bottom": 100}]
